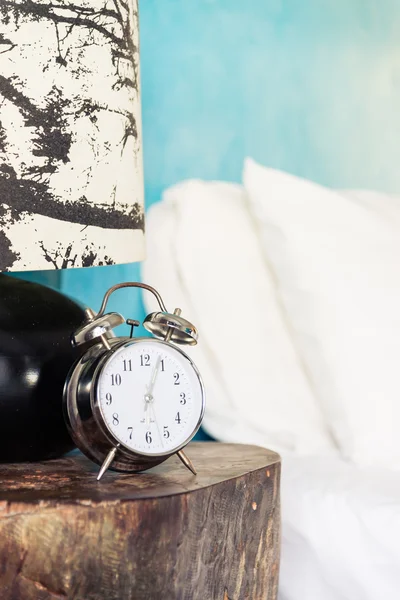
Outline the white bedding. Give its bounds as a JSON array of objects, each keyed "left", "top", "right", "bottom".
[
  {"left": 280, "top": 456, "right": 400, "bottom": 600},
  {"left": 243, "top": 159, "right": 400, "bottom": 470},
  {"left": 142, "top": 175, "right": 400, "bottom": 600},
  {"left": 143, "top": 180, "right": 336, "bottom": 456}
]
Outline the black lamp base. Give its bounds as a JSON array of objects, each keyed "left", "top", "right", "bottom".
[{"left": 0, "top": 274, "right": 86, "bottom": 462}]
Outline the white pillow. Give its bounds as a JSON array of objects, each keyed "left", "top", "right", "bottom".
[
  {"left": 342, "top": 189, "right": 400, "bottom": 227},
  {"left": 244, "top": 158, "right": 400, "bottom": 468},
  {"left": 142, "top": 180, "right": 337, "bottom": 455}
]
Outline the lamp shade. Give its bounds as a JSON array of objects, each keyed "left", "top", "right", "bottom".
[{"left": 0, "top": 0, "right": 144, "bottom": 271}]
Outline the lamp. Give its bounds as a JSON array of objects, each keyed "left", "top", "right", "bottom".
[{"left": 0, "top": 0, "right": 144, "bottom": 462}]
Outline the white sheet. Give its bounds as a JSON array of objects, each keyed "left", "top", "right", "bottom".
[
  {"left": 143, "top": 178, "right": 400, "bottom": 600},
  {"left": 280, "top": 456, "right": 400, "bottom": 600}
]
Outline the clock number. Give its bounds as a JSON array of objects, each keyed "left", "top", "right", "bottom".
[
  {"left": 145, "top": 431, "right": 152, "bottom": 444},
  {"left": 123, "top": 359, "right": 132, "bottom": 372},
  {"left": 173, "top": 372, "right": 180, "bottom": 385},
  {"left": 163, "top": 426, "right": 170, "bottom": 439},
  {"left": 112, "top": 413, "right": 119, "bottom": 426},
  {"left": 180, "top": 392, "right": 186, "bottom": 405},
  {"left": 140, "top": 354, "right": 150, "bottom": 367},
  {"left": 161, "top": 359, "right": 165, "bottom": 372},
  {"left": 111, "top": 374, "right": 121, "bottom": 386},
  {"left": 105, "top": 393, "right": 112, "bottom": 405},
  {"left": 175, "top": 412, "right": 181, "bottom": 425},
  {"left": 127, "top": 427, "right": 133, "bottom": 440}
]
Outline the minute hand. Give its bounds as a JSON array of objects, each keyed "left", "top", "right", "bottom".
[
  {"left": 146, "top": 355, "right": 162, "bottom": 396},
  {"left": 144, "top": 355, "right": 162, "bottom": 426}
]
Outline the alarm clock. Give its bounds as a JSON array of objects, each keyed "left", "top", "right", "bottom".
[{"left": 63, "top": 282, "right": 205, "bottom": 480}]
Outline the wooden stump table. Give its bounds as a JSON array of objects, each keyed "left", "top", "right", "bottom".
[{"left": 0, "top": 442, "right": 281, "bottom": 600}]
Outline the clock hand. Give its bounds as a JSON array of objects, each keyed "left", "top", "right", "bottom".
[
  {"left": 143, "top": 355, "right": 162, "bottom": 422},
  {"left": 147, "top": 355, "right": 162, "bottom": 396},
  {"left": 149, "top": 402, "right": 164, "bottom": 449},
  {"left": 144, "top": 400, "right": 151, "bottom": 426},
  {"left": 143, "top": 355, "right": 162, "bottom": 426}
]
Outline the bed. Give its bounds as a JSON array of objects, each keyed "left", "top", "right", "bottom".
[{"left": 142, "top": 161, "right": 400, "bottom": 600}]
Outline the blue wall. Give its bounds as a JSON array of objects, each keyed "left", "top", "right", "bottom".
[
  {"left": 141, "top": 0, "right": 400, "bottom": 206},
  {"left": 59, "top": 0, "right": 400, "bottom": 316}
]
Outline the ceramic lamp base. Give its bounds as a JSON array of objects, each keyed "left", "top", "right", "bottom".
[{"left": 0, "top": 274, "right": 85, "bottom": 462}]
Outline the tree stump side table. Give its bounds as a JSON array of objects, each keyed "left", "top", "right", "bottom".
[{"left": 0, "top": 442, "right": 281, "bottom": 600}]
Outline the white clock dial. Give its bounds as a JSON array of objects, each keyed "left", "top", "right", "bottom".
[{"left": 96, "top": 339, "right": 205, "bottom": 456}]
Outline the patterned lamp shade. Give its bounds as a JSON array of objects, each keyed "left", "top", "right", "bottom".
[{"left": 0, "top": 0, "right": 144, "bottom": 271}]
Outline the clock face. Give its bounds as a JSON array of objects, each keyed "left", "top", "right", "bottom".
[{"left": 96, "top": 339, "right": 205, "bottom": 456}]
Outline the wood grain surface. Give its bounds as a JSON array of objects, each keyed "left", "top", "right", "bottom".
[{"left": 0, "top": 442, "right": 281, "bottom": 600}]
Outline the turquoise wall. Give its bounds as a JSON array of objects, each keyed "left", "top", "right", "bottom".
[
  {"left": 52, "top": 0, "right": 400, "bottom": 318},
  {"left": 140, "top": 0, "right": 400, "bottom": 205}
]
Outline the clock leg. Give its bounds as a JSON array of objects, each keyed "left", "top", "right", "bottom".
[
  {"left": 176, "top": 449, "right": 197, "bottom": 475},
  {"left": 97, "top": 446, "right": 119, "bottom": 481}
]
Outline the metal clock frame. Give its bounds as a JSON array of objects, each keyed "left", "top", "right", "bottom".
[{"left": 63, "top": 282, "right": 205, "bottom": 479}]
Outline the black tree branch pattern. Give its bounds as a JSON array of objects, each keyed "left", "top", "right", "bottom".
[{"left": 0, "top": 0, "right": 144, "bottom": 270}]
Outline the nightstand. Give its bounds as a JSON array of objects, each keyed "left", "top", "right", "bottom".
[{"left": 0, "top": 443, "right": 280, "bottom": 600}]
